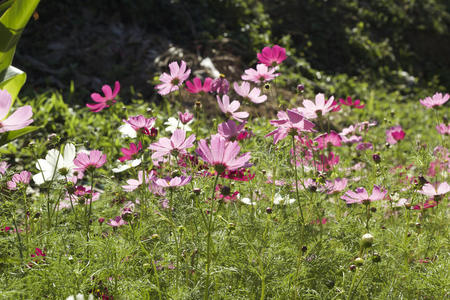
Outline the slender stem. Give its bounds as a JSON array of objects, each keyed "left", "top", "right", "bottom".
[
  {"left": 291, "top": 134, "right": 305, "bottom": 223},
  {"left": 12, "top": 215, "right": 23, "bottom": 262},
  {"left": 204, "top": 174, "right": 220, "bottom": 299}
]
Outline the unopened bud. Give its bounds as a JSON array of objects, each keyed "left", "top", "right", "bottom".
[{"left": 361, "top": 233, "right": 374, "bottom": 248}]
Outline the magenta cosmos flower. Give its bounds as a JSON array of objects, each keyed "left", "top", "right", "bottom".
[
  {"left": 418, "top": 182, "right": 449, "bottom": 198},
  {"left": 86, "top": 81, "right": 120, "bottom": 112},
  {"left": 341, "top": 185, "right": 387, "bottom": 205},
  {"left": 339, "top": 96, "right": 364, "bottom": 109},
  {"left": 419, "top": 92, "right": 449, "bottom": 108},
  {"left": 233, "top": 81, "right": 267, "bottom": 104},
  {"left": 107, "top": 216, "right": 127, "bottom": 227},
  {"left": 149, "top": 129, "right": 195, "bottom": 160},
  {"left": 217, "top": 95, "right": 249, "bottom": 122},
  {"left": 185, "top": 77, "right": 212, "bottom": 94},
  {"left": 266, "top": 109, "right": 315, "bottom": 144},
  {"left": 386, "top": 125, "right": 405, "bottom": 145},
  {"left": 297, "top": 93, "right": 338, "bottom": 119},
  {"left": 178, "top": 111, "right": 194, "bottom": 124},
  {"left": 211, "top": 76, "right": 230, "bottom": 95},
  {"left": 314, "top": 131, "right": 342, "bottom": 150},
  {"left": 74, "top": 150, "right": 107, "bottom": 172},
  {"left": 119, "top": 142, "right": 142, "bottom": 162},
  {"left": 155, "top": 176, "right": 192, "bottom": 188},
  {"left": 257, "top": 45, "right": 287, "bottom": 67},
  {"left": 436, "top": 123, "right": 450, "bottom": 135},
  {"left": 241, "top": 64, "right": 279, "bottom": 84},
  {"left": 155, "top": 61, "right": 191, "bottom": 95},
  {"left": 196, "top": 134, "right": 251, "bottom": 173},
  {"left": 0, "top": 89, "right": 33, "bottom": 132}
]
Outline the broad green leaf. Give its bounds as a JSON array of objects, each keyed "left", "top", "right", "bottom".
[
  {"left": 0, "top": 0, "right": 14, "bottom": 16},
  {"left": 0, "top": 65, "right": 26, "bottom": 104},
  {"left": 0, "top": 0, "right": 40, "bottom": 71},
  {"left": 0, "top": 125, "right": 39, "bottom": 147}
]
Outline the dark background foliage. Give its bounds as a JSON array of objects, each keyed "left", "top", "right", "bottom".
[{"left": 15, "top": 0, "right": 450, "bottom": 103}]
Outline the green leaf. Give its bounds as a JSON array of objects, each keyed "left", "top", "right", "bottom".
[
  {"left": 0, "top": 0, "right": 40, "bottom": 72},
  {"left": 0, "top": 125, "right": 39, "bottom": 147},
  {"left": 0, "top": 65, "right": 26, "bottom": 104}
]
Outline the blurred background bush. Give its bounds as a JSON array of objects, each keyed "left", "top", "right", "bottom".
[{"left": 15, "top": 0, "right": 450, "bottom": 103}]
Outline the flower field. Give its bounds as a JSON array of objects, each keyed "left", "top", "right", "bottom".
[{"left": 0, "top": 1, "right": 449, "bottom": 299}]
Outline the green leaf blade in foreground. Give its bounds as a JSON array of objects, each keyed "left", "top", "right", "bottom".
[{"left": 0, "top": 65, "right": 26, "bottom": 103}]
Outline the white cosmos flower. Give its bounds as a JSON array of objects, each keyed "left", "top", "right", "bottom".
[
  {"left": 118, "top": 123, "right": 137, "bottom": 138},
  {"left": 33, "top": 143, "right": 77, "bottom": 185},
  {"left": 239, "top": 195, "right": 257, "bottom": 205},
  {"left": 112, "top": 159, "right": 141, "bottom": 173},
  {"left": 164, "top": 117, "right": 192, "bottom": 133},
  {"left": 273, "top": 193, "right": 296, "bottom": 205}
]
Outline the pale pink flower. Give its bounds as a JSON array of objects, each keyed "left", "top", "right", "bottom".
[
  {"left": 266, "top": 109, "right": 315, "bottom": 144},
  {"left": 107, "top": 216, "right": 127, "bottom": 227},
  {"left": 86, "top": 81, "right": 120, "bottom": 112},
  {"left": 233, "top": 81, "right": 267, "bottom": 104},
  {"left": 419, "top": 92, "right": 449, "bottom": 108},
  {"left": 0, "top": 161, "right": 9, "bottom": 175},
  {"left": 436, "top": 123, "right": 450, "bottom": 135},
  {"left": 185, "top": 77, "right": 212, "bottom": 93},
  {"left": 122, "top": 170, "right": 155, "bottom": 192},
  {"left": 196, "top": 134, "right": 251, "bottom": 173},
  {"left": 241, "top": 64, "right": 279, "bottom": 84},
  {"left": 149, "top": 129, "right": 195, "bottom": 160},
  {"left": 0, "top": 89, "right": 33, "bottom": 132},
  {"left": 123, "top": 115, "right": 156, "bottom": 135},
  {"left": 297, "top": 93, "right": 337, "bottom": 119},
  {"left": 119, "top": 142, "right": 142, "bottom": 162},
  {"left": 73, "top": 150, "right": 107, "bottom": 172},
  {"left": 155, "top": 176, "right": 192, "bottom": 188},
  {"left": 60, "top": 186, "right": 100, "bottom": 209},
  {"left": 386, "top": 125, "right": 405, "bottom": 145},
  {"left": 418, "top": 182, "right": 450, "bottom": 198},
  {"left": 356, "top": 142, "right": 373, "bottom": 151},
  {"left": 7, "top": 171, "right": 31, "bottom": 190},
  {"left": 314, "top": 131, "right": 342, "bottom": 149},
  {"left": 257, "top": 45, "right": 287, "bottom": 67},
  {"left": 218, "top": 120, "right": 246, "bottom": 141},
  {"left": 155, "top": 61, "right": 191, "bottom": 95},
  {"left": 325, "top": 178, "right": 348, "bottom": 194},
  {"left": 341, "top": 185, "right": 387, "bottom": 204},
  {"left": 217, "top": 95, "right": 249, "bottom": 122},
  {"left": 178, "top": 111, "right": 194, "bottom": 124}
]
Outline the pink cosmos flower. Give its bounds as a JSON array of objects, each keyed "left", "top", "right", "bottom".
[
  {"left": 107, "top": 216, "right": 127, "bottom": 227},
  {"left": 297, "top": 93, "right": 337, "bottom": 119},
  {"left": 61, "top": 186, "right": 100, "bottom": 209},
  {"left": 217, "top": 95, "right": 249, "bottom": 122},
  {"left": 73, "top": 150, "right": 107, "bottom": 172},
  {"left": 0, "top": 161, "right": 9, "bottom": 175},
  {"left": 178, "top": 111, "right": 194, "bottom": 124},
  {"left": 119, "top": 142, "right": 142, "bottom": 162},
  {"left": 257, "top": 45, "right": 287, "bottom": 67},
  {"left": 418, "top": 182, "right": 450, "bottom": 198},
  {"left": 316, "top": 152, "right": 339, "bottom": 172},
  {"left": 86, "top": 81, "right": 120, "bottom": 112},
  {"left": 233, "top": 81, "right": 267, "bottom": 104},
  {"left": 339, "top": 96, "right": 365, "bottom": 109},
  {"left": 122, "top": 170, "right": 155, "bottom": 192},
  {"left": 419, "top": 92, "right": 449, "bottom": 108},
  {"left": 211, "top": 76, "right": 230, "bottom": 94},
  {"left": 218, "top": 120, "right": 247, "bottom": 141},
  {"left": 0, "top": 89, "right": 33, "bottom": 132},
  {"left": 266, "top": 109, "right": 315, "bottom": 144},
  {"left": 436, "top": 123, "right": 450, "bottom": 135},
  {"left": 241, "top": 64, "right": 279, "bottom": 84},
  {"left": 356, "top": 142, "right": 373, "bottom": 151},
  {"left": 7, "top": 171, "right": 31, "bottom": 190},
  {"left": 196, "top": 134, "right": 251, "bottom": 173},
  {"left": 341, "top": 185, "right": 387, "bottom": 204},
  {"left": 123, "top": 115, "right": 156, "bottom": 135},
  {"left": 185, "top": 77, "right": 212, "bottom": 93},
  {"left": 149, "top": 129, "right": 195, "bottom": 160},
  {"left": 413, "top": 199, "right": 438, "bottom": 210},
  {"left": 325, "top": 178, "right": 348, "bottom": 194},
  {"left": 155, "top": 61, "right": 191, "bottom": 95},
  {"left": 386, "top": 125, "right": 405, "bottom": 145},
  {"left": 155, "top": 176, "right": 192, "bottom": 188},
  {"left": 314, "top": 131, "right": 342, "bottom": 149}
]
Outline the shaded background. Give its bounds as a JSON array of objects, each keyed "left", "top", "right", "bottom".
[{"left": 15, "top": 0, "right": 450, "bottom": 104}]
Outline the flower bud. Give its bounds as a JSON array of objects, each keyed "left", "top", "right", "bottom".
[
  {"left": 372, "top": 252, "right": 381, "bottom": 263},
  {"left": 266, "top": 207, "right": 272, "bottom": 214},
  {"left": 354, "top": 257, "right": 364, "bottom": 266},
  {"left": 151, "top": 233, "right": 160, "bottom": 240},
  {"left": 372, "top": 154, "right": 381, "bottom": 164},
  {"left": 361, "top": 233, "right": 374, "bottom": 248},
  {"left": 349, "top": 264, "right": 356, "bottom": 272},
  {"left": 297, "top": 84, "right": 305, "bottom": 93}
]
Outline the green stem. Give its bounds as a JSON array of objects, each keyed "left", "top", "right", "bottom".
[
  {"left": 12, "top": 216, "right": 23, "bottom": 263},
  {"left": 291, "top": 134, "right": 305, "bottom": 224}
]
